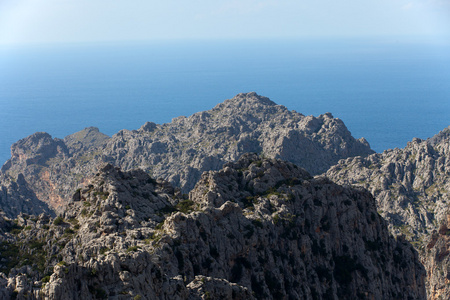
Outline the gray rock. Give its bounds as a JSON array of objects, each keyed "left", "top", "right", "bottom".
[
  {"left": 0, "top": 92, "right": 373, "bottom": 218},
  {"left": 326, "top": 125, "right": 450, "bottom": 298},
  {"left": 0, "top": 155, "right": 425, "bottom": 299}
]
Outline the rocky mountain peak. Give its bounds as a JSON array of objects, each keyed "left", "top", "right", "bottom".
[
  {"left": 64, "top": 127, "right": 110, "bottom": 153},
  {"left": 428, "top": 125, "right": 450, "bottom": 146},
  {"left": 3, "top": 132, "right": 68, "bottom": 172},
  {"left": 208, "top": 92, "right": 292, "bottom": 123},
  {"left": 218, "top": 92, "right": 277, "bottom": 108},
  {"left": 189, "top": 153, "right": 312, "bottom": 210},
  {"left": 0, "top": 93, "right": 374, "bottom": 218}
]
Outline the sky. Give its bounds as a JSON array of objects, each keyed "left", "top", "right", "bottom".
[{"left": 0, "top": 0, "right": 450, "bottom": 45}]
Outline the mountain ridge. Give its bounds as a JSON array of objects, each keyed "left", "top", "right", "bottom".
[
  {"left": 0, "top": 92, "right": 373, "bottom": 217},
  {"left": 0, "top": 92, "right": 448, "bottom": 299},
  {"left": 0, "top": 154, "right": 426, "bottom": 299},
  {"left": 326, "top": 125, "right": 450, "bottom": 298}
]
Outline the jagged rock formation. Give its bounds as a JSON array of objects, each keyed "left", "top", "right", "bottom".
[
  {"left": 0, "top": 93, "right": 373, "bottom": 217},
  {"left": 0, "top": 155, "right": 425, "bottom": 299},
  {"left": 0, "top": 173, "right": 54, "bottom": 218},
  {"left": 326, "top": 126, "right": 450, "bottom": 297},
  {"left": 425, "top": 213, "right": 450, "bottom": 300},
  {"left": 326, "top": 126, "right": 450, "bottom": 244}
]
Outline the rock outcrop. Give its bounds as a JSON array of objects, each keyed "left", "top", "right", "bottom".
[
  {"left": 0, "top": 155, "right": 425, "bottom": 299},
  {"left": 425, "top": 212, "right": 450, "bottom": 300},
  {"left": 327, "top": 126, "right": 450, "bottom": 243},
  {"left": 326, "top": 126, "right": 450, "bottom": 297},
  {"left": 0, "top": 92, "right": 373, "bottom": 217},
  {"left": 0, "top": 173, "right": 54, "bottom": 218}
]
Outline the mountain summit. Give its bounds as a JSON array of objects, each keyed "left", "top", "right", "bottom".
[{"left": 0, "top": 93, "right": 373, "bottom": 216}]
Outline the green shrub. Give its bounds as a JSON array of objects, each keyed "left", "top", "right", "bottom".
[
  {"left": 155, "top": 221, "right": 164, "bottom": 230},
  {"left": 64, "top": 228, "right": 75, "bottom": 235},
  {"left": 156, "top": 205, "right": 177, "bottom": 216},
  {"left": 176, "top": 200, "right": 195, "bottom": 213},
  {"left": 273, "top": 214, "right": 280, "bottom": 225},
  {"left": 99, "top": 247, "right": 110, "bottom": 255},
  {"left": 126, "top": 246, "right": 140, "bottom": 253},
  {"left": 68, "top": 218, "right": 79, "bottom": 225},
  {"left": 53, "top": 217, "right": 64, "bottom": 225}
]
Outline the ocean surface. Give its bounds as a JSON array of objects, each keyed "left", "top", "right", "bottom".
[{"left": 0, "top": 38, "right": 449, "bottom": 166}]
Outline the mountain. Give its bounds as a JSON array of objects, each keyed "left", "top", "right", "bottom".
[
  {"left": 0, "top": 92, "right": 373, "bottom": 217},
  {"left": 425, "top": 211, "right": 450, "bottom": 300},
  {"left": 0, "top": 155, "right": 425, "bottom": 299},
  {"left": 326, "top": 126, "right": 450, "bottom": 298}
]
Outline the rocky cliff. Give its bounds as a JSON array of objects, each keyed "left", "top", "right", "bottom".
[
  {"left": 0, "top": 155, "right": 425, "bottom": 299},
  {"left": 425, "top": 212, "right": 450, "bottom": 300},
  {"left": 326, "top": 126, "right": 450, "bottom": 298},
  {"left": 0, "top": 93, "right": 373, "bottom": 217},
  {"left": 327, "top": 126, "right": 450, "bottom": 243}
]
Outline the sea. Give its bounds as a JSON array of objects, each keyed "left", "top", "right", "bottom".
[{"left": 0, "top": 38, "right": 449, "bottom": 166}]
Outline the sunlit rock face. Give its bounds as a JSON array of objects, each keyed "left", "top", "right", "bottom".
[{"left": 0, "top": 155, "right": 425, "bottom": 299}]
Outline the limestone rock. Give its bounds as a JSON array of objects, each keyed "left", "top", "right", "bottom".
[
  {"left": 0, "top": 155, "right": 425, "bottom": 299},
  {"left": 326, "top": 125, "right": 450, "bottom": 297},
  {"left": 0, "top": 93, "right": 373, "bottom": 217},
  {"left": 424, "top": 213, "right": 450, "bottom": 300}
]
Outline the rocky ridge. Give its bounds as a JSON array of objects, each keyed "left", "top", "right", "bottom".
[
  {"left": 326, "top": 126, "right": 450, "bottom": 298},
  {"left": 326, "top": 126, "right": 450, "bottom": 245},
  {"left": 425, "top": 212, "right": 450, "bottom": 300},
  {"left": 0, "top": 92, "right": 373, "bottom": 217},
  {"left": 0, "top": 155, "right": 425, "bottom": 299}
]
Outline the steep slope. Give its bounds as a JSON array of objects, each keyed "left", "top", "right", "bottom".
[
  {"left": 0, "top": 173, "right": 54, "bottom": 218},
  {"left": 326, "top": 126, "right": 450, "bottom": 297},
  {"left": 103, "top": 92, "right": 372, "bottom": 190},
  {"left": 327, "top": 126, "right": 450, "bottom": 244},
  {"left": 0, "top": 92, "right": 373, "bottom": 217},
  {"left": 425, "top": 212, "right": 450, "bottom": 300},
  {"left": 0, "top": 155, "right": 425, "bottom": 299}
]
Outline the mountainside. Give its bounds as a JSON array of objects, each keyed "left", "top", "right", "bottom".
[
  {"left": 425, "top": 211, "right": 450, "bottom": 300},
  {"left": 0, "top": 155, "right": 425, "bottom": 299},
  {"left": 326, "top": 126, "right": 450, "bottom": 297},
  {"left": 0, "top": 92, "right": 373, "bottom": 217},
  {"left": 327, "top": 126, "right": 450, "bottom": 242}
]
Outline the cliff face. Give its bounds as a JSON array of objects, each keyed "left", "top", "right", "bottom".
[
  {"left": 0, "top": 93, "right": 373, "bottom": 217},
  {"left": 326, "top": 126, "right": 450, "bottom": 297},
  {"left": 0, "top": 173, "right": 54, "bottom": 218},
  {"left": 0, "top": 155, "right": 426, "bottom": 299},
  {"left": 327, "top": 126, "right": 450, "bottom": 242},
  {"left": 425, "top": 213, "right": 450, "bottom": 300}
]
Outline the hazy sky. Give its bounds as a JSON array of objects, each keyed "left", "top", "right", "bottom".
[{"left": 0, "top": 0, "right": 450, "bottom": 44}]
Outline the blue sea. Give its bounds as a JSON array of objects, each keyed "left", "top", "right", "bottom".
[{"left": 0, "top": 38, "right": 449, "bottom": 166}]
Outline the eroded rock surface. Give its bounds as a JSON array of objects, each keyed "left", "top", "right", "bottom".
[
  {"left": 0, "top": 93, "right": 373, "bottom": 217},
  {"left": 326, "top": 126, "right": 450, "bottom": 297},
  {"left": 0, "top": 155, "right": 425, "bottom": 299}
]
